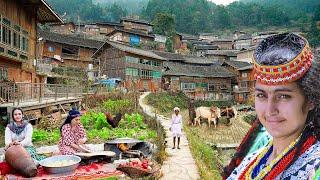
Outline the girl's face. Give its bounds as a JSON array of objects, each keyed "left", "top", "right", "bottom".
[
  {"left": 255, "top": 82, "right": 314, "bottom": 140},
  {"left": 13, "top": 109, "right": 23, "bottom": 123},
  {"left": 175, "top": 110, "right": 179, "bottom": 115},
  {"left": 71, "top": 116, "right": 81, "bottom": 126}
]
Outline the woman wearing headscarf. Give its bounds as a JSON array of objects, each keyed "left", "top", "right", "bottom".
[
  {"left": 5, "top": 107, "right": 45, "bottom": 161},
  {"left": 225, "top": 33, "right": 320, "bottom": 179},
  {"left": 170, "top": 107, "right": 183, "bottom": 149},
  {"left": 58, "top": 107, "right": 89, "bottom": 155}
]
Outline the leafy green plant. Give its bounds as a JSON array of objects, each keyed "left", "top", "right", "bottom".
[{"left": 102, "top": 99, "right": 134, "bottom": 115}]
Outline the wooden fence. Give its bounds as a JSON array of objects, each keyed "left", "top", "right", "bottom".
[{"left": 0, "top": 82, "right": 82, "bottom": 105}]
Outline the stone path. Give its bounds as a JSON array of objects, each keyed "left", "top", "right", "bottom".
[{"left": 139, "top": 92, "right": 200, "bottom": 180}]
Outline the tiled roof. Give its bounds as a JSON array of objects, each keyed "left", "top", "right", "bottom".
[
  {"left": 152, "top": 51, "right": 185, "bottom": 61},
  {"left": 153, "top": 51, "right": 218, "bottom": 65},
  {"left": 28, "top": 0, "right": 64, "bottom": 23},
  {"left": 107, "top": 27, "right": 155, "bottom": 38},
  {"left": 222, "top": 60, "right": 252, "bottom": 69},
  {"left": 206, "top": 50, "right": 239, "bottom": 56},
  {"left": 163, "top": 62, "right": 235, "bottom": 78},
  {"left": 120, "top": 18, "right": 152, "bottom": 26},
  {"left": 238, "top": 65, "right": 253, "bottom": 71},
  {"left": 194, "top": 45, "right": 219, "bottom": 50},
  {"left": 39, "top": 30, "right": 104, "bottom": 49},
  {"left": 212, "top": 39, "right": 234, "bottom": 42},
  {"left": 236, "top": 34, "right": 252, "bottom": 40},
  {"left": 92, "top": 40, "right": 166, "bottom": 60}
]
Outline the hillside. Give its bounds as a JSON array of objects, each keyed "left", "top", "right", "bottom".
[{"left": 46, "top": 0, "right": 320, "bottom": 46}]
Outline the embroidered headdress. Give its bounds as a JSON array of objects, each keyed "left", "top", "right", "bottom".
[{"left": 253, "top": 33, "right": 313, "bottom": 85}]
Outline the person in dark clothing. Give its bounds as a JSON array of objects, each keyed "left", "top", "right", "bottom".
[{"left": 188, "top": 98, "right": 196, "bottom": 126}]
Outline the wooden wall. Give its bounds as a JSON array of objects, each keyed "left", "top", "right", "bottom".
[{"left": 0, "top": 0, "right": 38, "bottom": 82}]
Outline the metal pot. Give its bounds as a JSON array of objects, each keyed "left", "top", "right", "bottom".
[{"left": 39, "top": 155, "right": 81, "bottom": 174}]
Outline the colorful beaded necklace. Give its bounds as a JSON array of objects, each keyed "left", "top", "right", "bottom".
[{"left": 239, "top": 134, "right": 317, "bottom": 179}]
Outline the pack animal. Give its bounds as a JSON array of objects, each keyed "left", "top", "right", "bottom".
[
  {"left": 194, "top": 106, "right": 221, "bottom": 128},
  {"left": 220, "top": 106, "right": 238, "bottom": 119}
]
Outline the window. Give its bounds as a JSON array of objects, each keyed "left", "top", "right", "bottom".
[
  {"left": 139, "top": 59, "right": 151, "bottom": 65},
  {"left": 242, "top": 72, "right": 248, "bottom": 78},
  {"left": 140, "top": 69, "right": 152, "bottom": 79},
  {"left": 208, "top": 83, "right": 218, "bottom": 91},
  {"left": 2, "top": 24, "right": 11, "bottom": 45},
  {"left": 13, "top": 25, "right": 20, "bottom": 49},
  {"left": 240, "top": 81, "right": 248, "bottom": 88},
  {"left": 125, "top": 68, "right": 139, "bottom": 76},
  {"left": 181, "top": 83, "right": 195, "bottom": 91},
  {"left": 48, "top": 46, "right": 55, "bottom": 52},
  {"left": 220, "top": 83, "right": 227, "bottom": 90},
  {"left": 62, "top": 45, "right": 78, "bottom": 55},
  {"left": 152, "top": 61, "right": 160, "bottom": 66},
  {"left": 0, "top": 66, "right": 8, "bottom": 81},
  {"left": 125, "top": 56, "right": 139, "bottom": 63},
  {"left": 152, "top": 71, "right": 161, "bottom": 78},
  {"left": 0, "top": 17, "right": 29, "bottom": 53}
]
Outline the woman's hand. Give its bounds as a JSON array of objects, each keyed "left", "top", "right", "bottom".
[
  {"left": 78, "top": 138, "right": 86, "bottom": 145},
  {"left": 5, "top": 141, "right": 21, "bottom": 150}
]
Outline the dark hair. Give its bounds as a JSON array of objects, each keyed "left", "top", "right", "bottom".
[
  {"left": 60, "top": 107, "right": 81, "bottom": 132},
  {"left": 254, "top": 33, "right": 306, "bottom": 66},
  {"left": 11, "top": 107, "right": 24, "bottom": 122},
  {"left": 223, "top": 33, "right": 320, "bottom": 178}
]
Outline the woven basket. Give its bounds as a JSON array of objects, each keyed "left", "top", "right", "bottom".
[{"left": 117, "top": 163, "right": 160, "bottom": 178}]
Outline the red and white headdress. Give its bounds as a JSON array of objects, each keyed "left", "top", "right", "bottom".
[{"left": 253, "top": 33, "right": 313, "bottom": 85}]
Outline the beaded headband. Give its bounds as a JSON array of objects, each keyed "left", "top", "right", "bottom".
[{"left": 253, "top": 33, "right": 313, "bottom": 85}]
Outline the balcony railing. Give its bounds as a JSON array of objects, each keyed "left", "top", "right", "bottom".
[{"left": 0, "top": 82, "right": 83, "bottom": 105}]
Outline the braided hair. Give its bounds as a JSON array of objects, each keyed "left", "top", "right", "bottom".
[{"left": 223, "top": 33, "right": 320, "bottom": 178}]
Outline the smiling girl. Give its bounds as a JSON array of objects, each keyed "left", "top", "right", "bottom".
[{"left": 226, "top": 33, "right": 320, "bottom": 179}]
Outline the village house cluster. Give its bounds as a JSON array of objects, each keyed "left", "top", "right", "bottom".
[{"left": 1, "top": 0, "right": 313, "bottom": 120}]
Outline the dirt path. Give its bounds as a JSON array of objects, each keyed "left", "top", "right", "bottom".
[{"left": 139, "top": 92, "right": 200, "bottom": 180}]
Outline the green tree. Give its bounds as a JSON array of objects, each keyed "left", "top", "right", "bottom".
[
  {"left": 108, "top": 3, "right": 128, "bottom": 22},
  {"left": 152, "top": 13, "right": 175, "bottom": 36}
]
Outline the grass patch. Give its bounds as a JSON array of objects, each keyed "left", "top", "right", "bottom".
[
  {"left": 146, "top": 92, "right": 189, "bottom": 113},
  {"left": 183, "top": 116, "right": 222, "bottom": 179},
  {"left": 0, "top": 125, "right": 4, "bottom": 147}
]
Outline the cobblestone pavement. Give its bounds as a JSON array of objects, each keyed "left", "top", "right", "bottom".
[{"left": 139, "top": 92, "right": 200, "bottom": 180}]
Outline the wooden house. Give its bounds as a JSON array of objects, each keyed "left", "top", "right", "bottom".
[
  {"left": 199, "top": 33, "right": 218, "bottom": 42},
  {"left": 162, "top": 61, "right": 235, "bottom": 100},
  {"left": 221, "top": 60, "right": 254, "bottom": 104},
  {"left": 205, "top": 50, "right": 238, "bottom": 61},
  {"left": 38, "top": 30, "right": 104, "bottom": 82},
  {"left": 236, "top": 46, "right": 256, "bottom": 63},
  {"left": 211, "top": 39, "right": 234, "bottom": 50},
  {"left": 120, "top": 17, "right": 153, "bottom": 34},
  {"left": 92, "top": 40, "right": 166, "bottom": 92},
  {"left": 233, "top": 30, "right": 247, "bottom": 40},
  {"left": 233, "top": 65, "right": 254, "bottom": 104},
  {"left": 234, "top": 34, "right": 252, "bottom": 50},
  {"left": 152, "top": 51, "right": 234, "bottom": 100},
  {"left": 0, "top": 0, "right": 63, "bottom": 83},
  {"left": 106, "top": 27, "right": 155, "bottom": 46},
  {"left": 50, "top": 22, "right": 76, "bottom": 35},
  {"left": 96, "top": 22, "right": 122, "bottom": 35}
]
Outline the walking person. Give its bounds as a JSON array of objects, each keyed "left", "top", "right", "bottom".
[{"left": 170, "top": 107, "right": 182, "bottom": 149}]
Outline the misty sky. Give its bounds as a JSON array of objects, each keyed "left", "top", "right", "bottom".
[{"left": 209, "top": 0, "right": 238, "bottom": 5}]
